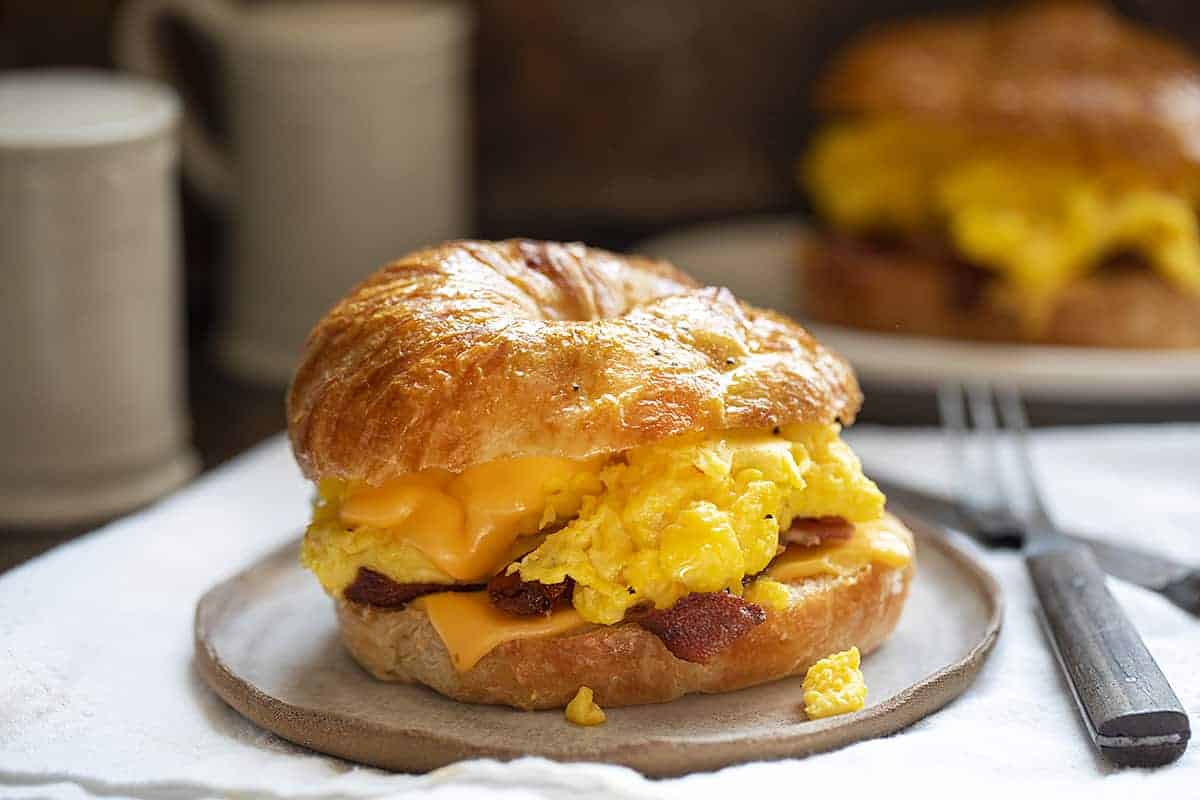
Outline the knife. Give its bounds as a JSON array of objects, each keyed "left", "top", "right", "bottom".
[
  {"left": 874, "top": 476, "right": 1200, "bottom": 618},
  {"left": 1025, "top": 511, "right": 1191, "bottom": 766}
]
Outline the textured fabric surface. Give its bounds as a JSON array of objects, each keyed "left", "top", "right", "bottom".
[{"left": 2, "top": 426, "right": 1198, "bottom": 799}]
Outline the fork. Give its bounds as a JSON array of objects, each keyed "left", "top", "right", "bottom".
[{"left": 938, "top": 382, "right": 1190, "bottom": 767}]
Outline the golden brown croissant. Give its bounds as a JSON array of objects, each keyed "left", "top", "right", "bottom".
[
  {"left": 289, "top": 239, "right": 862, "bottom": 485},
  {"left": 287, "top": 240, "right": 912, "bottom": 711}
]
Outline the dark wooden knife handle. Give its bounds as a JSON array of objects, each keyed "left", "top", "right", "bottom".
[{"left": 1027, "top": 543, "right": 1191, "bottom": 767}]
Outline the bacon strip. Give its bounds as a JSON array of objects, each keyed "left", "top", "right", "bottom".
[
  {"left": 342, "top": 567, "right": 477, "bottom": 608},
  {"left": 782, "top": 516, "right": 854, "bottom": 547},
  {"left": 634, "top": 592, "right": 767, "bottom": 663},
  {"left": 487, "top": 572, "right": 574, "bottom": 617}
]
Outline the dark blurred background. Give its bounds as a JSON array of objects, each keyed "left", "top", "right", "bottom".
[{"left": 2, "top": 0, "right": 1198, "bottom": 566}]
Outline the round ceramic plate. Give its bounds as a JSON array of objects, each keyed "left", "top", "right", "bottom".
[
  {"left": 195, "top": 520, "right": 1001, "bottom": 776},
  {"left": 637, "top": 217, "right": 1200, "bottom": 401}
]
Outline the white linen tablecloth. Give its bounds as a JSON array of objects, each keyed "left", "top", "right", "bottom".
[{"left": 2, "top": 426, "right": 1198, "bottom": 800}]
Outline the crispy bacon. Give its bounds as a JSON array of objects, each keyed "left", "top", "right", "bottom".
[
  {"left": 487, "top": 572, "right": 574, "bottom": 617},
  {"left": 633, "top": 592, "right": 767, "bottom": 663},
  {"left": 782, "top": 516, "right": 854, "bottom": 547},
  {"left": 342, "top": 567, "right": 475, "bottom": 608}
]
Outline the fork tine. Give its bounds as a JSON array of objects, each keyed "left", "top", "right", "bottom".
[
  {"left": 936, "top": 382, "right": 972, "bottom": 507},
  {"left": 938, "top": 383, "right": 1021, "bottom": 547},
  {"left": 936, "top": 382, "right": 967, "bottom": 435},
  {"left": 965, "top": 382, "right": 997, "bottom": 433},
  {"left": 995, "top": 385, "right": 1054, "bottom": 525},
  {"left": 941, "top": 383, "right": 1025, "bottom": 548},
  {"left": 965, "top": 382, "right": 1012, "bottom": 512}
]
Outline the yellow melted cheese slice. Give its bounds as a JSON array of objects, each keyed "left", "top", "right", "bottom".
[
  {"left": 767, "top": 513, "right": 913, "bottom": 583},
  {"left": 339, "top": 456, "right": 601, "bottom": 582},
  {"left": 414, "top": 591, "right": 589, "bottom": 672}
]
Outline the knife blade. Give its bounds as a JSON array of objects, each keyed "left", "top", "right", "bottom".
[{"left": 873, "top": 476, "right": 1200, "bottom": 617}]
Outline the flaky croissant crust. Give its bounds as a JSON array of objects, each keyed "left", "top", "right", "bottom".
[
  {"left": 817, "top": 1, "right": 1200, "bottom": 173},
  {"left": 288, "top": 240, "right": 861, "bottom": 484}
]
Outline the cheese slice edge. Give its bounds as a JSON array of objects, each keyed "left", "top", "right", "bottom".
[{"left": 414, "top": 591, "right": 589, "bottom": 672}]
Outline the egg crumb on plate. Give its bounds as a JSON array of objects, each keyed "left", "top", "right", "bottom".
[
  {"left": 803, "top": 646, "right": 867, "bottom": 720},
  {"left": 565, "top": 686, "right": 606, "bottom": 726}
]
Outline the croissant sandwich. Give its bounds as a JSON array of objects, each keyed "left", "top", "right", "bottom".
[
  {"left": 288, "top": 239, "right": 914, "bottom": 710},
  {"left": 799, "top": 1, "right": 1200, "bottom": 348}
]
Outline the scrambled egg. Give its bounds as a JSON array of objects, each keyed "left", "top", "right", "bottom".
[
  {"left": 743, "top": 577, "right": 792, "bottom": 612},
  {"left": 804, "top": 118, "right": 1200, "bottom": 325},
  {"left": 514, "top": 424, "right": 884, "bottom": 624},
  {"left": 302, "top": 423, "right": 885, "bottom": 626},
  {"left": 803, "top": 646, "right": 867, "bottom": 720},
  {"left": 565, "top": 686, "right": 606, "bottom": 726}
]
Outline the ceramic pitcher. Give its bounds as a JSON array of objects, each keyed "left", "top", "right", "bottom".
[
  {"left": 115, "top": 0, "right": 472, "bottom": 383},
  {"left": 0, "top": 70, "right": 198, "bottom": 525}
]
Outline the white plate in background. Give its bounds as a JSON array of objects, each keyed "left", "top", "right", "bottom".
[{"left": 636, "top": 216, "right": 1200, "bottom": 401}]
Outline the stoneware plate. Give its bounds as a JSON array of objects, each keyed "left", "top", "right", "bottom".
[
  {"left": 195, "top": 518, "right": 1002, "bottom": 776},
  {"left": 636, "top": 216, "right": 1200, "bottom": 401}
]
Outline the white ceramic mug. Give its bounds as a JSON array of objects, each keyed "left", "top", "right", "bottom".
[
  {"left": 115, "top": 0, "right": 472, "bottom": 384},
  {"left": 0, "top": 70, "right": 198, "bottom": 526}
]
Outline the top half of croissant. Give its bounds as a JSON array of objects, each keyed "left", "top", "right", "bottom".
[{"left": 287, "top": 240, "right": 861, "bottom": 484}]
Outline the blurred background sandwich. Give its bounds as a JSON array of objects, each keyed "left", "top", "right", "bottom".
[{"left": 800, "top": 2, "right": 1200, "bottom": 348}]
